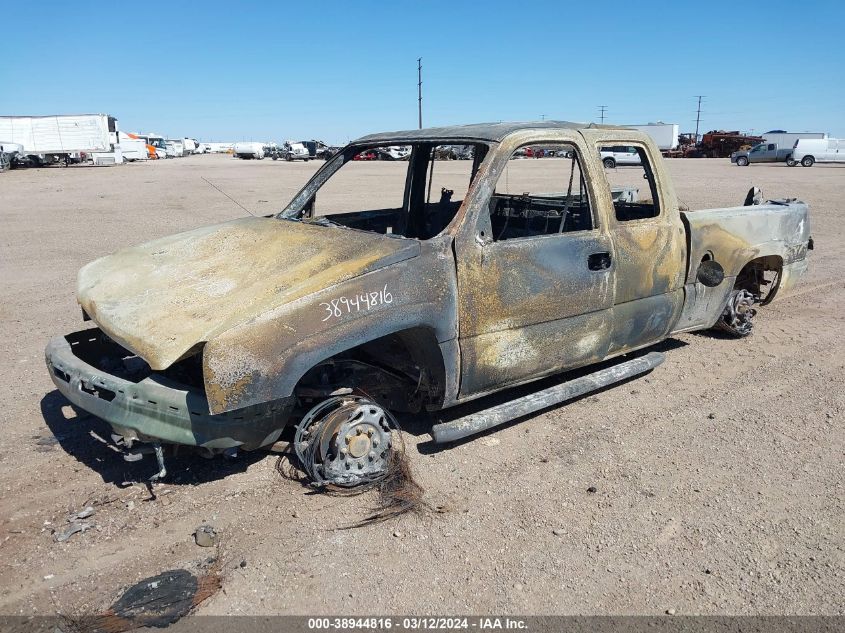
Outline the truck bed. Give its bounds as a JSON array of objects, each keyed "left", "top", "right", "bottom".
[{"left": 682, "top": 199, "right": 810, "bottom": 284}]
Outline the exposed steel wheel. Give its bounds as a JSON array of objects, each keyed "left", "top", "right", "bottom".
[
  {"left": 716, "top": 289, "right": 757, "bottom": 337},
  {"left": 294, "top": 396, "right": 394, "bottom": 487}
]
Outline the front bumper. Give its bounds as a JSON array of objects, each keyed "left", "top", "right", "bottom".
[{"left": 45, "top": 330, "right": 293, "bottom": 450}]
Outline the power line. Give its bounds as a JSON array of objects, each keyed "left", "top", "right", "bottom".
[
  {"left": 694, "top": 96, "right": 705, "bottom": 143},
  {"left": 598, "top": 105, "right": 608, "bottom": 124},
  {"left": 417, "top": 58, "right": 423, "bottom": 130}
]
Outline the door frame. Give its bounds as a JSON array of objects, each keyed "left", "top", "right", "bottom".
[
  {"left": 452, "top": 129, "right": 618, "bottom": 400},
  {"left": 580, "top": 129, "right": 687, "bottom": 354}
]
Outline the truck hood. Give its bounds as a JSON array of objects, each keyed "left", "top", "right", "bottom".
[{"left": 78, "top": 217, "right": 419, "bottom": 369}]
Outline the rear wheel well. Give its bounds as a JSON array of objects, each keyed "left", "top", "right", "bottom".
[
  {"left": 294, "top": 327, "right": 446, "bottom": 413},
  {"left": 735, "top": 255, "right": 783, "bottom": 305}
]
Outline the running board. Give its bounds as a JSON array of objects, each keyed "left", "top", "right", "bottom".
[{"left": 431, "top": 351, "right": 665, "bottom": 443}]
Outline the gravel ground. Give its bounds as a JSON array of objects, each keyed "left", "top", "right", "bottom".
[{"left": 0, "top": 154, "right": 842, "bottom": 617}]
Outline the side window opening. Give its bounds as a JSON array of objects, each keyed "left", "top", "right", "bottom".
[
  {"left": 416, "top": 145, "right": 475, "bottom": 239},
  {"left": 600, "top": 145, "right": 661, "bottom": 222},
  {"left": 298, "top": 142, "right": 481, "bottom": 240},
  {"left": 489, "top": 143, "right": 593, "bottom": 241}
]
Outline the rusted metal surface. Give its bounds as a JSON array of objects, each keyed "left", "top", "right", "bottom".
[
  {"left": 46, "top": 121, "right": 812, "bottom": 451},
  {"left": 77, "top": 217, "right": 420, "bottom": 371}
]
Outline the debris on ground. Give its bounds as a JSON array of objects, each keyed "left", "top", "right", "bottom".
[
  {"left": 73, "top": 506, "right": 95, "bottom": 520},
  {"left": 54, "top": 522, "right": 92, "bottom": 543},
  {"left": 62, "top": 566, "right": 222, "bottom": 632},
  {"left": 193, "top": 525, "right": 219, "bottom": 548}
]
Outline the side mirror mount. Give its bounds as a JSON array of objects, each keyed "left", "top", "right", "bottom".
[{"left": 697, "top": 260, "right": 725, "bottom": 287}]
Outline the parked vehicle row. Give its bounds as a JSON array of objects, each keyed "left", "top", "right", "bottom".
[
  {"left": 730, "top": 137, "right": 845, "bottom": 167},
  {"left": 236, "top": 140, "right": 340, "bottom": 161}
]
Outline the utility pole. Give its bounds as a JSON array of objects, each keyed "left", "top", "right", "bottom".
[
  {"left": 694, "top": 95, "right": 705, "bottom": 143},
  {"left": 540, "top": 114, "right": 545, "bottom": 121},
  {"left": 598, "top": 105, "right": 607, "bottom": 124},
  {"left": 417, "top": 58, "right": 423, "bottom": 130}
]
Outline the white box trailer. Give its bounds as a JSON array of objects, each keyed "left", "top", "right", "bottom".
[
  {"left": 625, "top": 122, "right": 679, "bottom": 150},
  {"left": 0, "top": 114, "right": 115, "bottom": 156},
  {"left": 762, "top": 131, "right": 827, "bottom": 149},
  {"left": 233, "top": 142, "right": 265, "bottom": 159},
  {"left": 205, "top": 142, "right": 234, "bottom": 153}
]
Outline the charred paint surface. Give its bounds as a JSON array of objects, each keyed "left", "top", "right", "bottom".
[
  {"left": 683, "top": 202, "right": 810, "bottom": 279},
  {"left": 202, "top": 236, "right": 457, "bottom": 413},
  {"left": 78, "top": 217, "right": 419, "bottom": 370}
]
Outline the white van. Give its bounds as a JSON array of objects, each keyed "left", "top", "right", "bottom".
[{"left": 791, "top": 137, "right": 844, "bottom": 166}]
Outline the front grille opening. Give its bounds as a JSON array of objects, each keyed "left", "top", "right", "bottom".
[
  {"left": 67, "top": 329, "right": 152, "bottom": 383},
  {"left": 53, "top": 367, "right": 70, "bottom": 383},
  {"left": 80, "top": 383, "right": 116, "bottom": 402},
  {"left": 65, "top": 329, "right": 207, "bottom": 396}
]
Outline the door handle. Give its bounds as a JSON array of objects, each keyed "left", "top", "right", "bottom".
[{"left": 588, "top": 252, "right": 612, "bottom": 271}]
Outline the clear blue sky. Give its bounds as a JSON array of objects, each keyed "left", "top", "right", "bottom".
[{"left": 3, "top": 1, "right": 843, "bottom": 144}]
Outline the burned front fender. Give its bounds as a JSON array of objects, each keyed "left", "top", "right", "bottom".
[{"left": 202, "top": 237, "right": 459, "bottom": 414}]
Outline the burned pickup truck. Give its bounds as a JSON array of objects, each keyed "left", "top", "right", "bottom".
[{"left": 46, "top": 121, "right": 811, "bottom": 484}]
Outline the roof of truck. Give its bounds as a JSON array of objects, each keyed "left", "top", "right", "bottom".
[{"left": 355, "top": 121, "right": 622, "bottom": 143}]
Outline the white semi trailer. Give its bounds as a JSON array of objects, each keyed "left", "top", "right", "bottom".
[
  {"left": 762, "top": 131, "right": 827, "bottom": 148},
  {"left": 0, "top": 114, "right": 116, "bottom": 165},
  {"left": 625, "top": 122, "right": 679, "bottom": 150},
  {"left": 233, "top": 142, "right": 265, "bottom": 159}
]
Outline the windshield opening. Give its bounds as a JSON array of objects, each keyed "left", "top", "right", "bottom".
[{"left": 280, "top": 141, "right": 488, "bottom": 240}]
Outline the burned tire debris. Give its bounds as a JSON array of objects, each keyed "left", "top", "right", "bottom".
[{"left": 280, "top": 395, "right": 426, "bottom": 524}]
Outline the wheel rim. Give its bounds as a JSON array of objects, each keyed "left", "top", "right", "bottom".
[
  {"left": 294, "top": 396, "right": 395, "bottom": 487},
  {"left": 721, "top": 289, "right": 757, "bottom": 335}
]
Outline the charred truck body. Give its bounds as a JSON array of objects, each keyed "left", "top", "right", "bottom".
[{"left": 46, "top": 122, "right": 811, "bottom": 474}]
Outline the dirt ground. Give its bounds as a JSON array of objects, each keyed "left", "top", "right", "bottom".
[{"left": 0, "top": 154, "right": 842, "bottom": 617}]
